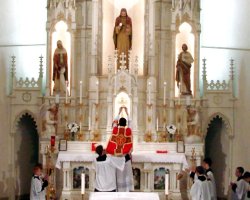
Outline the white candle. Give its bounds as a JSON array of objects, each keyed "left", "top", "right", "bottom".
[
  {"left": 88, "top": 116, "right": 91, "bottom": 131},
  {"left": 81, "top": 173, "right": 85, "bottom": 194},
  {"left": 156, "top": 117, "right": 159, "bottom": 131},
  {"left": 65, "top": 81, "right": 68, "bottom": 104},
  {"left": 148, "top": 82, "right": 151, "bottom": 104},
  {"left": 96, "top": 81, "right": 99, "bottom": 104},
  {"left": 163, "top": 81, "right": 167, "bottom": 105},
  {"left": 80, "top": 81, "right": 83, "bottom": 104},
  {"left": 165, "top": 173, "right": 169, "bottom": 195},
  {"left": 55, "top": 94, "right": 60, "bottom": 104}
]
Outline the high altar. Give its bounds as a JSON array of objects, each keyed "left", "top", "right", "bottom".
[{"left": 8, "top": 0, "right": 236, "bottom": 199}]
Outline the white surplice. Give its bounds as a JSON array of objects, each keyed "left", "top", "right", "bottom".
[
  {"left": 231, "top": 179, "right": 250, "bottom": 200},
  {"left": 30, "top": 175, "right": 46, "bottom": 200},
  {"left": 190, "top": 176, "right": 211, "bottom": 200},
  {"left": 207, "top": 170, "right": 217, "bottom": 200},
  {"left": 94, "top": 155, "right": 125, "bottom": 191}
]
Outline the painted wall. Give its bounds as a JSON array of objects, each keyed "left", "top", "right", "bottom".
[
  {"left": 200, "top": 0, "right": 250, "bottom": 178},
  {"left": 0, "top": 0, "right": 46, "bottom": 198}
]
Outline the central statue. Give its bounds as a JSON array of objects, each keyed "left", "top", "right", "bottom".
[{"left": 113, "top": 8, "right": 132, "bottom": 69}]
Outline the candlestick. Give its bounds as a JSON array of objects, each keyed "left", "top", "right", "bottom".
[
  {"left": 165, "top": 172, "right": 169, "bottom": 195},
  {"left": 80, "top": 81, "right": 83, "bottom": 104},
  {"left": 148, "top": 81, "right": 151, "bottom": 104},
  {"left": 163, "top": 82, "right": 167, "bottom": 105},
  {"left": 81, "top": 173, "right": 85, "bottom": 194}
]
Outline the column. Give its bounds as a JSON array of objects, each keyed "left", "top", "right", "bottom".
[
  {"left": 91, "top": 0, "right": 99, "bottom": 75},
  {"left": 148, "top": 0, "right": 156, "bottom": 76},
  {"left": 169, "top": 24, "right": 177, "bottom": 124},
  {"left": 62, "top": 162, "right": 71, "bottom": 191}
]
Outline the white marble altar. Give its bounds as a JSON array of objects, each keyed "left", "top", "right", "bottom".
[{"left": 89, "top": 192, "right": 160, "bottom": 200}]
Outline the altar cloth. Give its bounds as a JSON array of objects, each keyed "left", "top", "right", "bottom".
[
  {"left": 89, "top": 192, "right": 160, "bottom": 200},
  {"left": 56, "top": 151, "right": 188, "bottom": 170}
]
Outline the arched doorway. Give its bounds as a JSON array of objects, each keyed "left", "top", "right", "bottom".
[
  {"left": 15, "top": 112, "right": 39, "bottom": 199},
  {"left": 205, "top": 115, "right": 230, "bottom": 199}
]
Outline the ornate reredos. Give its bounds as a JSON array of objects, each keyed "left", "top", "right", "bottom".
[{"left": 110, "top": 69, "right": 137, "bottom": 96}]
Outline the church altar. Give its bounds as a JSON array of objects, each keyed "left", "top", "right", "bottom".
[
  {"left": 89, "top": 192, "right": 160, "bottom": 200},
  {"left": 55, "top": 150, "right": 189, "bottom": 169},
  {"left": 39, "top": 141, "right": 203, "bottom": 200}
]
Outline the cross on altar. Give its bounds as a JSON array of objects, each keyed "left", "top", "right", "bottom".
[
  {"left": 110, "top": 127, "right": 132, "bottom": 155},
  {"left": 119, "top": 52, "right": 127, "bottom": 70}
]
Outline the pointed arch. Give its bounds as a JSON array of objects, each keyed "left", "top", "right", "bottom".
[
  {"left": 13, "top": 110, "right": 38, "bottom": 134},
  {"left": 206, "top": 112, "right": 232, "bottom": 137}
]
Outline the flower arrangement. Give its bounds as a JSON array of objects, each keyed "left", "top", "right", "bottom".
[
  {"left": 166, "top": 124, "right": 177, "bottom": 134},
  {"left": 67, "top": 122, "right": 80, "bottom": 140},
  {"left": 166, "top": 124, "right": 177, "bottom": 142}
]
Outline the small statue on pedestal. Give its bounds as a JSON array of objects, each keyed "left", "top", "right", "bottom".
[{"left": 40, "top": 104, "right": 58, "bottom": 138}]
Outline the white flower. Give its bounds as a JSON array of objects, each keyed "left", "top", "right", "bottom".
[
  {"left": 67, "top": 122, "right": 80, "bottom": 133},
  {"left": 166, "top": 124, "right": 177, "bottom": 134}
]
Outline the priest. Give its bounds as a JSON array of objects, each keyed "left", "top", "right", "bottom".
[
  {"left": 106, "top": 117, "right": 134, "bottom": 191},
  {"left": 190, "top": 166, "right": 211, "bottom": 200}
]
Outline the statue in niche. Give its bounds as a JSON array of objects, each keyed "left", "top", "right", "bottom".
[
  {"left": 176, "top": 43, "right": 194, "bottom": 95},
  {"left": 40, "top": 104, "right": 58, "bottom": 138},
  {"left": 113, "top": 8, "right": 132, "bottom": 69},
  {"left": 53, "top": 40, "right": 68, "bottom": 94}
]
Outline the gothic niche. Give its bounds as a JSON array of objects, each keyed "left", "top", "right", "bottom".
[{"left": 51, "top": 20, "right": 71, "bottom": 95}]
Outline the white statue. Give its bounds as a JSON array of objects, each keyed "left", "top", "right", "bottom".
[
  {"left": 185, "top": 106, "right": 202, "bottom": 143},
  {"left": 40, "top": 104, "right": 58, "bottom": 138}
]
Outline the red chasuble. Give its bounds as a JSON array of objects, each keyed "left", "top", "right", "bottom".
[{"left": 106, "top": 126, "right": 132, "bottom": 156}]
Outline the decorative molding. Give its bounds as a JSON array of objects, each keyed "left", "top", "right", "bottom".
[{"left": 22, "top": 92, "right": 32, "bottom": 103}]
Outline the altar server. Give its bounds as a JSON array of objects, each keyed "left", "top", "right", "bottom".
[
  {"left": 231, "top": 171, "right": 250, "bottom": 200},
  {"left": 30, "top": 166, "right": 48, "bottom": 200},
  {"left": 94, "top": 145, "right": 125, "bottom": 192},
  {"left": 202, "top": 157, "right": 217, "bottom": 200},
  {"left": 190, "top": 166, "right": 211, "bottom": 200},
  {"left": 231, "top": 167, "right": 245, "bottom": 199}
]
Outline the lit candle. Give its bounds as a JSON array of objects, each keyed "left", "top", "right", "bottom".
[
  {"left": 81, "top": 173, "right": 85, "bottom": 194},
  {"left": 80, "top": 81, "right": 83, "bottom": 104},
  {"left": 50, "top": 136, "right": 55, "bottom": 147},
  {"left": 165, "top": 173, "right": 169, "bottom": 195},
  {"left": 65, "top": 81, "right": 68, "bottom": 104},
  {"left": 148, "top": 81, "right": 151, "bottom": 104},
  {"left": 163, "top": 81, "right": 167, "bottom": 105}
]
